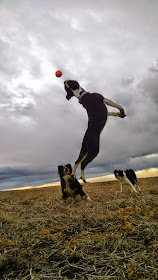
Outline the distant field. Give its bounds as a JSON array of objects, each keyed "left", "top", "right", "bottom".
[{"left": 0, "top": 177, "right": 158, "bottom": 280}]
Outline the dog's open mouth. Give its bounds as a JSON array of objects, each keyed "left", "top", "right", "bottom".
[
  {"left": 65, "top": 88, "right": 73, "bottom": 100},
  {"left": 64, "top": 80, "right": 73, "bottom": 100}
]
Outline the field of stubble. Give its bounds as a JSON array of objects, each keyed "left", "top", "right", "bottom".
[{"left": 0, "top": 177, "right": 158, "bottom": 280}]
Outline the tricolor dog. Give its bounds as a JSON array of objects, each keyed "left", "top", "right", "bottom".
[
  {"left": 58, "top": 164, "right": 91, "bottom": 200},
  {"left": 64, "top": 80, "right": 126, "bottom": 183},
  {"left": 114, "top": 169, "right": 141, "bottom": 193}
]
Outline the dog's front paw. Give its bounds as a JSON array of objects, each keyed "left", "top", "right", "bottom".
[
  {"left": 119, "top": 109, "right": 126, "bottom": 118},
  {"left": 120, "top": 113, "right": 126, "bottom": 118}
]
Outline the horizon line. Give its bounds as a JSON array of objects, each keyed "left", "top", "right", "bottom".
[{"left": 1, "top": 167, "right": 158, "bottom": 192}]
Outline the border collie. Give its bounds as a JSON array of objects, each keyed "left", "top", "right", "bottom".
[
  {"left": 64, "top": 80, "right": 126, "bottom": 183},
  {"left": 58, "top": 164, "right": 91, "bottom": 200},
  {"left": 114, "top": 169, "right": 141, "bottom": 193}
]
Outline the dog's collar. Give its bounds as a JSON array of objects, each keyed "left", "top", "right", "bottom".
[{"left": 79, "top": 91, "right": 88, "bottom": 103}]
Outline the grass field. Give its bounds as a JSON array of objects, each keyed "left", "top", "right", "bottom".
[{"left": 0, "top": 177, "right": 158, "bottom": 280}]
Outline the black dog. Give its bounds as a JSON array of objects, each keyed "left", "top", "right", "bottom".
[
  {"left": 58, "top": 164, "right": 90, "bottom": 200},
  {"left": 114, "top": 169, "right": 141, "bottom": 193},
  {"left": 64, "top": 80, "right": 126, "bottom": 183}
]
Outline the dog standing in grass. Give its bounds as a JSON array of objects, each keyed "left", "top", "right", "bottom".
[
  {"left": 64, "top": 80, "right": 126, "bottom": 183},
  {"left": 114, "top": 169, "right": 141, "bottom": 193}
]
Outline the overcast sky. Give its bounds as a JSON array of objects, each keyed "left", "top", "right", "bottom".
[{"left": 0, "top": 0, "right": 158, "bottom": 184}]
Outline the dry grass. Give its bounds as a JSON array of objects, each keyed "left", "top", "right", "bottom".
[{"left": 0, "top": 177, "right": 158, "bottom": 280}]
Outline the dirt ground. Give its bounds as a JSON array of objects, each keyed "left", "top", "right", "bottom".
[{"left": 0, "top": 177, "right": 158, "bottom": 280}]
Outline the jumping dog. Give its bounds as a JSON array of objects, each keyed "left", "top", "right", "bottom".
[{"left": 64, "top": 80, "right": 126, "bottom": 183}]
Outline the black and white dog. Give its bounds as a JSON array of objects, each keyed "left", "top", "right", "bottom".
[
  {"left": 114, "top": 169, "right": 141, "bottom": 193},
  {"left": 64, "top": 80, "right": 126, "bottom": 183},
  {"left": 58, "top": 164, "right": 91, "bottom": 200}
]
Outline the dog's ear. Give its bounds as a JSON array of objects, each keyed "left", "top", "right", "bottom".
[
  {"left": 119, "top": 170, "right": 123, "bottom": 177},
  {"left": 114, "top": 170, "right": 117, "bottom": 174},
  {"left": 66, "top": 164, "right": 72, "bottom": 173},
  {"left": 58, "top": 165, "right": 63, "bottom": 177}
]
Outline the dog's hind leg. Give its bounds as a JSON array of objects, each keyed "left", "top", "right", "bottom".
[
  {"left": 128, "top": 181, "right": 137, "bottom": 193},
  {"left": 80, "top": 150, "right": 99, "bottom": 183},
  {"left": 72, "top": 153, "right": 88, "bottom": 177},
  {"left": 136, "top": 183, "right": 141, "bottom": 191},
  {"left": 81, "top": 169, "right": 87, "bottom": 183},
  {"left": 80, "top": 131, "right": 100, "bottom": 183},
  {"left": 72, "top": 138, "right": 88, "bottom": 177},
  {"left": 81, "top": 145, "right": 100, "bottom": 183}
]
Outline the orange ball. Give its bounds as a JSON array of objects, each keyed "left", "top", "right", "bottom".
[{"left": 55, "top": 70, "right": 62, "bottom": 77}]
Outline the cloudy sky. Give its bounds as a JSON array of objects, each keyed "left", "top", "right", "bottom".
[{"left": 0, "top": 0, "right": 158, "bottom": 189}]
